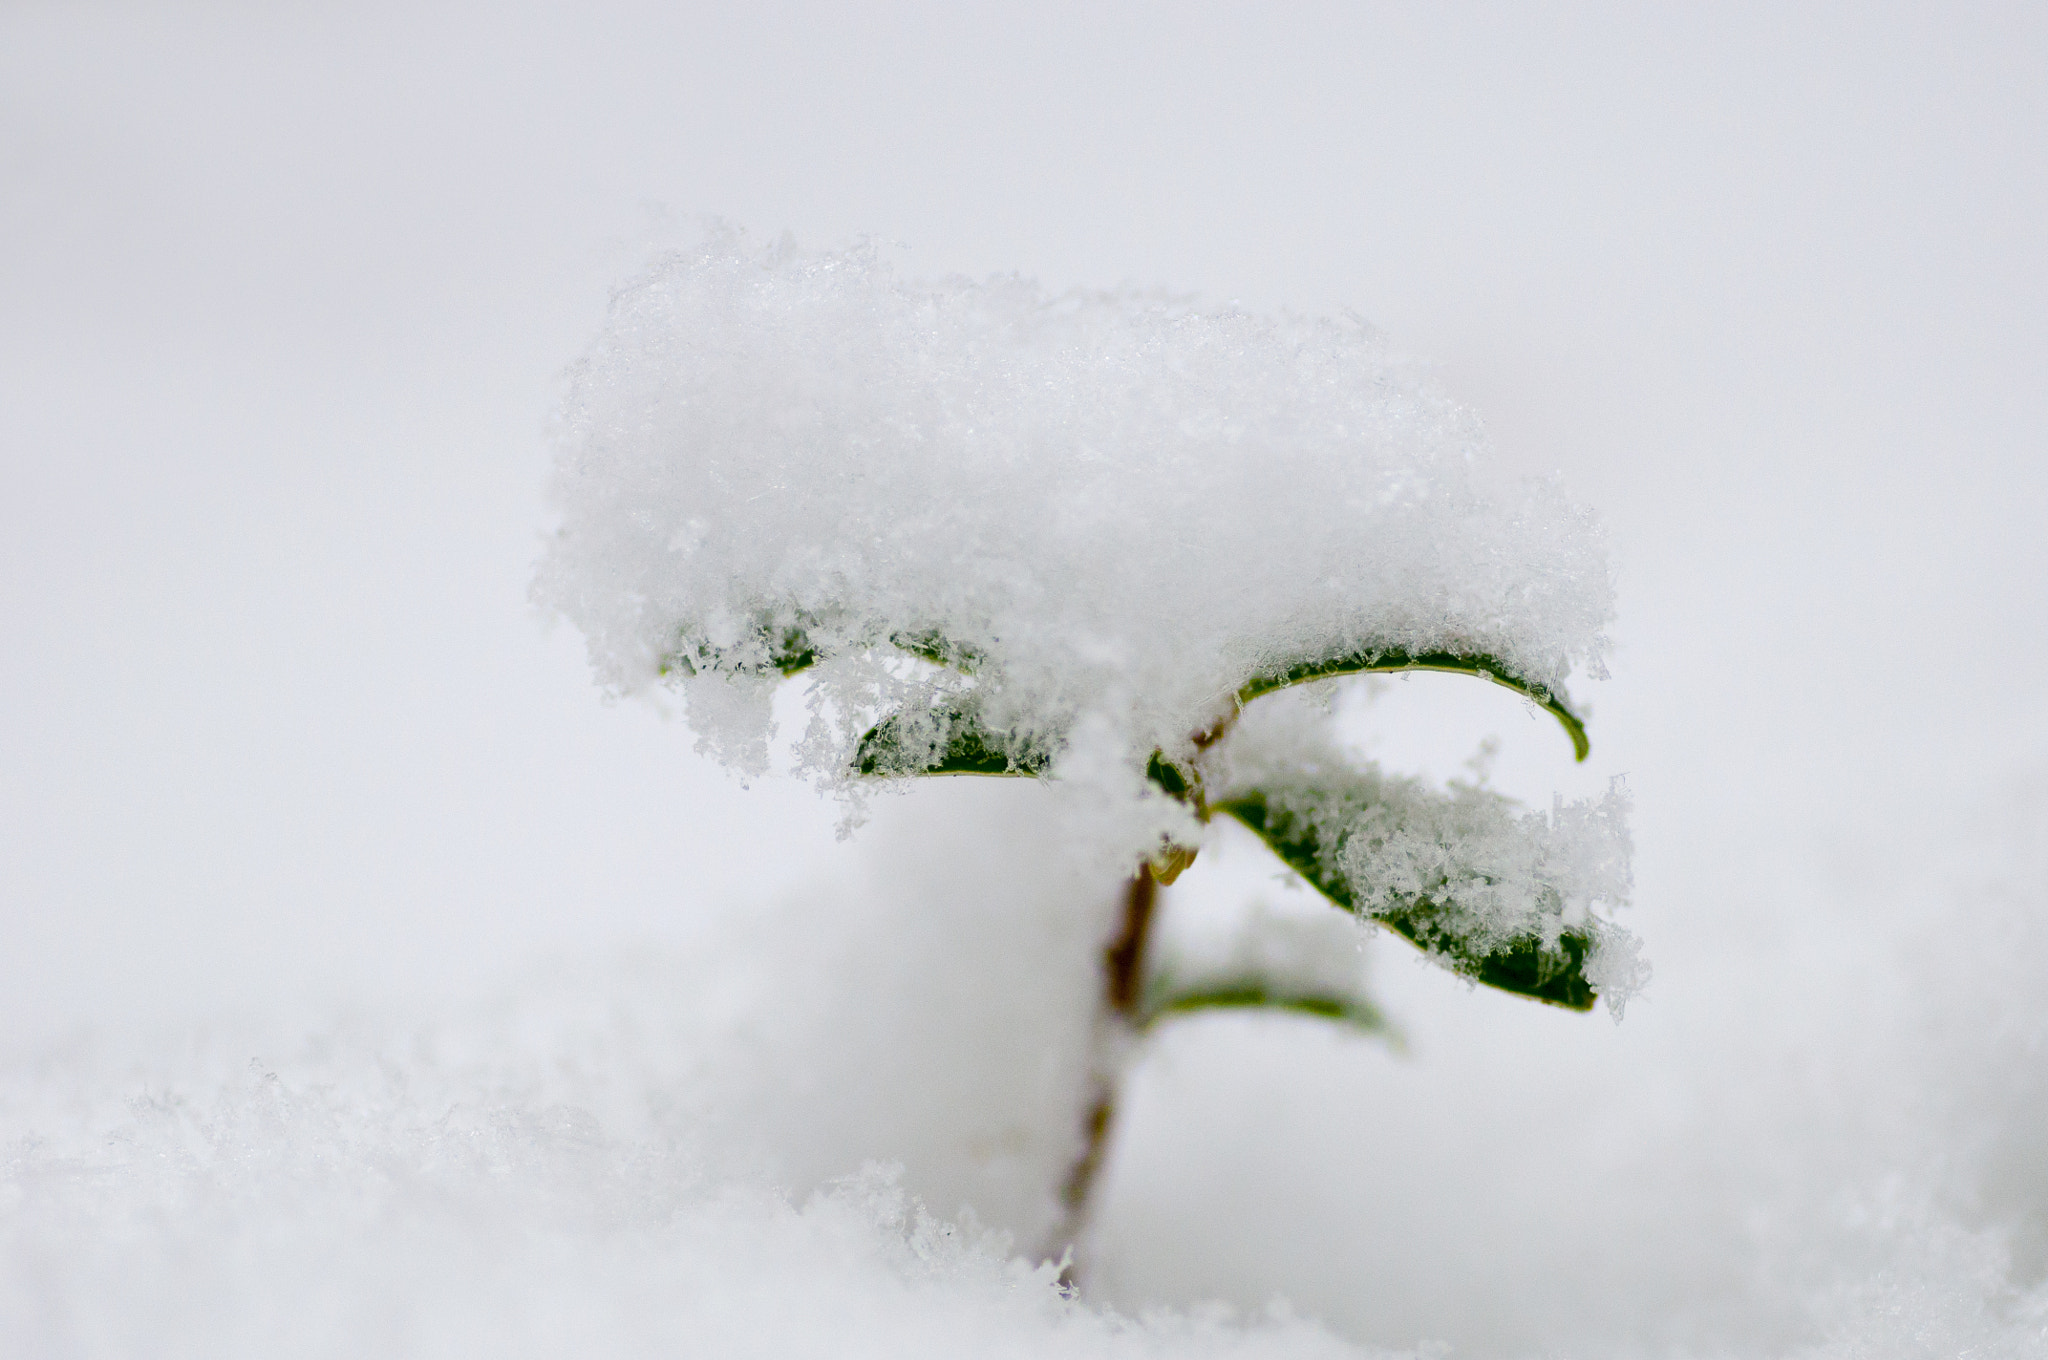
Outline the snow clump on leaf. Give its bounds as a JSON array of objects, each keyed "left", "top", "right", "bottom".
[
  {"left": 535, "top": 229, "right": 1615, "bottom": 857},
  {"left": 1206, "top": 692, "right": 1644, "bottom": 1014}
]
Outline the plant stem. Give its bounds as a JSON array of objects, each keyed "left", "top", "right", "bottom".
[
  {"left": 1102, "top": 862, "right": 1158, "bottom": 1016},
  {"left": 1052, "top": 862, "right": 1158, "bottom": 1287}
]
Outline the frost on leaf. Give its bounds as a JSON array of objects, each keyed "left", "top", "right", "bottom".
[
  {"left": 533, "top": 228, "right": 1616, "bottom": 860},
  {"left": 1204, "top": 698, "right": 1640, "bottom": 1014}
]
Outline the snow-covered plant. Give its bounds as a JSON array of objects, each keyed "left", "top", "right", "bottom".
[{"left": 537, "top": 230, "right": 1641, "bottom": 1268}]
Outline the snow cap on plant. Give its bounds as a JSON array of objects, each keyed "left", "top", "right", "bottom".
[{"left": 538, "top": 228, "right": 1639, "bottom": 1012}]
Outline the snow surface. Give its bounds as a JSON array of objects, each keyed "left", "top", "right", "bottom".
[
  {"left": 535, "top": 232, "right": 1613, "bottom": 829},
  {"left": 0, "top": 784, "right": 1379, "bottom": 1360},
  {"left": 1, "top": 1033, "right": 1370, "bottom": 1360},
  {"left": 7, "top": 776, "right": 2045, "bottom": 1359}
]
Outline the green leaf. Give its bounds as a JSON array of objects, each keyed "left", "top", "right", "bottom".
[
  {"left": 663, "top": 621, "right": 985, "bottom": 682},
  {"left": 1144, "top": 751, "right": 1193, "bottom": 799},
  {"left": 1237, "top": 648, "right": 1589, "bottom": 762},
  {"left": 1215, "top": 790, "right": 1598, "bottom": 1011},
  {"left": 1142, "top": 981, "right": 1395, "bottom": 1037},
  {"left": 657, "top": 619, "right": 819, "bottom": 679},
  {"left": 887, "top": 630, "right": 983, "bottom": 671},
  {"left": 768, "top": 626, "right": 818, "bottom": 675},
  {"left": 853, "top": 706, "right": 1051, "bottom": 778}
]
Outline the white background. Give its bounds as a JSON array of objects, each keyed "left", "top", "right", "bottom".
[{"left": 9, "top": 0, "right": 2040, "bottom": 1039}]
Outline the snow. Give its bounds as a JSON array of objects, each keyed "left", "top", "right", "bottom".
[
  {"left": 0, "top": 782, "right": 1399, "bottom": 1360},
  {"left": 6, "top": 776, "right": 2046, "bottom": 1358},
  {"left": 0, "top": 1043, "right": 1373, "bottom": 1360},
  {"left": 533, "top": 230, "right": 1633, "bottom": 1002},
  {"left": 535, "top": 231, "right": 1613, "bottom": 844}
]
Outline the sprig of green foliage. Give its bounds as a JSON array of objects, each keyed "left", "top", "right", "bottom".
[{"left": 733, "top": 623, "right": 1611, "bottom": 1017}]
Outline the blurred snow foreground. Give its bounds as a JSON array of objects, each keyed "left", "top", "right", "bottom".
[
  {"left": 5, "top": 779, "right": 2047, "bottom": 1358},
  {"left": 536, "top": 231, "right": 1639, "bottom": 1010}
]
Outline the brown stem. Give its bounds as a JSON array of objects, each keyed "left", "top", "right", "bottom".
[
  {"left": 1191, "top": 703, "right": 1241, "bottom": 752},
  {"left": 1102, "top": 864, "right": 1158, "bottom": 1017},
  {"left": 1052, "top": 863, "right": 1158, "bottom": 1287}
]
